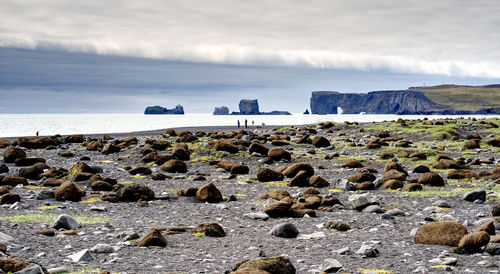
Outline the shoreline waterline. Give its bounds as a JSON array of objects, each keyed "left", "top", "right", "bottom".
[{"left": 1, "top": 113, "right": 499, "bottom": 138}]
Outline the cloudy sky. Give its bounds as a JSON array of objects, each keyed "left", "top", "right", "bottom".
[{"left": 1, "top": 0, "right": 499, "bottom": 113}]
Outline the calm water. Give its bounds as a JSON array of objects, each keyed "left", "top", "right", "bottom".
[{"left": 0, "top": 113, "right": 498, "bottom": 137}]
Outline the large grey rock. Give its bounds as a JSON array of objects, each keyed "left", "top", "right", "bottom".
[
  {"left": 213, "top": 106, "right": 229, "bottom": 115},
  {"left": 463, "top": 190, "right": 486, "bottom": 202},
  {"left": 319, "top": 258, "right": 343, "bottom": 273},
  {"left": 53, "top": 214, "right": 79, "bottom": 230},
  {"left": 484, "top": 243, "right": 500, "bottom": 256},
  {"left": 238, "top": 99, "right": 259, "bottom": 114},
  {"left": 13, "top": 264, "right": 44, "bottom": 274},
  {"left": 0, "top": 231, "right": 14, "bottom": 244},
  {"left": 269, "top": 223, "right": 299, "bottom": 238},
  {"left": 356, "top": 244, "right": 379, "bottom": 257},
  {"left": 36, "top": 189, "right": 55, "bottom": 200},
  {"left": 67, "top": 249, "right": 94, "bottom": 262},
  {"left": 348, "top": 194, "right": 371, "bottom": 210},
  {"left": 144, "top": 105, "right": 184, "bottom": 114},
  {"left": 332, "top": 179, "right": 355, "bottom": 191},
  {"left": 13, "top": 264, "right": 45, "bottom": 274}
]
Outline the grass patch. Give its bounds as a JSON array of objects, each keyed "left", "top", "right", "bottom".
[
  {"left": 192, "top": 232, "right": 206, "bottom": 237},
  {"left": 359, "top": 269, "right": 395, "bottom": 274},
  {"left": 80, "top": 197, "right": 103, "bottom": 203},
  {"left": 131, "top": 175, "right": 147, "bottom": 178},
  {"left": 0, "top": 213, "right": 110, "bottom": 224},
  {"left": 262, "top": 181, "right": 288, "bottom": 187},
  {"left": 333, "top": 155, "right": 370, "bottom": 163},
  {"left": 24, "top": 185, "right": 48, "bottom": 190},
  {"left": 37, "top": 205, "right": 58, "bottom": 210}
]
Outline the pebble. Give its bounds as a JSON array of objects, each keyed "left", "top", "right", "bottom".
[
  {"left": 297, "top": 231, "right": 326, "bottom": 240},
  {"left": 432, "top": 200, "right": 451, "bottom": 208},
  {"left": 362, "top": 205, "right": 384, "bottom": 214},
  {"left": 243, "top": 212, "right": 269, "bottom": 221},
  {"left": 356, "top": 244, "right": 379, "bottom": 258},
  {"left": 90, "top": 243, "right": 115, "bottom": 253},
  {"left": 386, "top": 209, "right": 406, "bottom": 216},
  {"left": 67, "top": 249, "right": 94, "bottom": 262}
]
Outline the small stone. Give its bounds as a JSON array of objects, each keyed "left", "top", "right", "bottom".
[
  {"left": 362, "top": 205, "right": 384, "bottom": 214},
  {"left": 333, "top": 246, "right": 351, "bottom": 255},
  {"left": 356, "top": 244, "right": 379, "bottom": 257},
  {"left": 348, "top": 193, "right": 372, "bottom": 210},
  {"left": 319, "top": 258, "right": 342, "bottom": 273},
  {"left": 67, "top": 249, "right": 94, "bottom": 262},
  {"left": 243, "top": 212, "right": 269, "bottom": 221},
  {"left": 386, "top": 209, "right": 405, "bottom": 216},
  {"left": 429, "top": 257, "right": 458, "bottom": 265},
  {"left": 297, "top": 231, "right": 326, "bottom": 240},
  {"left": 381, "top": 214, "right": 395, "bottom": 220},
  {"left": 269, "top": 223, "right": 299, "bottom": 238},
  {"left": 90, "top": 243, "right": 115, "bottom": 253},
  {"left": 463, "top": 190, "right": 486, "bottom": 202}
]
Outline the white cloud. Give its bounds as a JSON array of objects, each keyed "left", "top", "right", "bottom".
[{"left": 1, "top": 0, "right": 500, "bottom": 78}]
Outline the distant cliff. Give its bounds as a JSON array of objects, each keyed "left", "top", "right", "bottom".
[
  {"left": 310, "top": 85, "right": 500, "bottom": 114},
  {"left": 144, "top": 105, "right": 184, "bottom": 114}
]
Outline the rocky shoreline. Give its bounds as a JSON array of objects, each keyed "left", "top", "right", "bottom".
[{"left": 0, "top": 118, "right": 499, "bottom": 273}]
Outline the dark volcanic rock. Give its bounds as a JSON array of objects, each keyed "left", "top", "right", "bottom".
[
  {"left": 18, "top": 136, "right": 58, "bottom": 149},
  {"left": 213, "top": 106, "right": 229, "bottom": 115},
  {"left": 238, "top": 99, "right": 260, "bottom": 114},
  {"left": 144, "top": 105, "right": 184, "bottom": 114},
  {"left": 312, "top": 136, "right": 330, "bottom": 148},
  {"left": 117, "top": 183, "right": 155, "bottom": 202},
  {"left": 3, "top": 147, "right": 26, "bottom": 163}
]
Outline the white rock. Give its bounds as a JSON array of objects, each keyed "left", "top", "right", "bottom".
[
  {"left": 429, "top": 257, "right": 457, "bottom": 265},
  {"left": 297, "top": 231, "right": 326, "bottom": 240},
  {"left": 319, "top": 258, "right": 342, "bottom": 272},
  {"left": 90, "top": 243, "right": 115, "bottom": 253},
  {"left": 243, "top": 212, "right": 269, "bottom": 221},
  {"left": 67, "top": 249, "right": 94, "bottom": 263}
]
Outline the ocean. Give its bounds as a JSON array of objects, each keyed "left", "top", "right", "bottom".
[{"left": 0, "top": 113, "right": 498, "bottom": 137}]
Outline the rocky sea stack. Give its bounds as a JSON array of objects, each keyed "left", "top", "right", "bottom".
[{"left": 144, "top": 105, "right": 184, "bottom": 115}]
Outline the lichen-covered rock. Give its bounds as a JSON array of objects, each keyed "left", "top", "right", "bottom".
[
  {"left": 267, "top": 147, "right": 291, "bottom": 161},
  {"left": 54, "top": 181, "right": 85, "bottom": 202},
  {"left": 233, "top": 256, "right": 296, "bottom": 274},
  {"left": 414, "top": 221, "right": 468, "bottom": 247},
  {"left": 192, "top": 222, "right": 226, "bottom": 237},
  {"left": 282, "top": 162, "right": 314, "bottom": 178},
  {"left": 257, "top": 168, "right": 284, "bottom": 182},
  {"left": 116, "top": 183, "right": 155, "bottom": 202},
  {"left": 196, "top": 182, "right": 223, "bottom": 203},
  {"left": 457, "top": 231, "right": 490, "bottom": 253},
  {"left": 161, "top": 160, "right": 187, "bottom": 173},
  {"left": 418, "top": 172, "right": 445, "bottom": 186}
]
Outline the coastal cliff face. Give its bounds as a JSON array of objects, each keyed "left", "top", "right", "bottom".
[
  {"left": 310, "top": 90, "right": 444, "bottom": 114},
  {"left": 239, "top": 99, "right": 260, "bottom": 114},
  {"left": 144, "top": 105, "right": 184, "bottom": 114}
]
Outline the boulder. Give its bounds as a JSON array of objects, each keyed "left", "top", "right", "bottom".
[
  {"left": 128, "top": 166, "right": 152, "bottom": 175},
  {"left": 257, "top": 168, "right": 284, "bottom": 182},
  {"left": 70, "top": 162, "right": 96, "bottom": 174},
  {"left": 309, "top": 175, "right": 329, "bottom": 188},
  {"left": 0, "top": 138, "right": 11, "bottom": 148},
  {"left": 172, "top": 143, "right": 190, "bottom": 160},
  {"left": 192, "top": 222, "right": 226, "bottom": 237},
  {"left": 137, "top": 230, "right": 167, "bottom": 247},
  {"left": 433, "top": 159, "right": 461, "bottom": 169},
  {"left": 382, "top": 169, "right": 407, "bottom": 181},
  {"left": 66, "top": 134, "right": 85, "bottom": 143},
  {"left": 475, "top": 220, "right": 495, "bottom": 235},
  {"left": 384, "top": 161, "right": 407, "bottom": 173},
  {"left": 249, "top": 143, "right": 269, "bottom": 156},
  {"left": 282, "top": 162, "right": 314, "bottom": 178},
  {"left": 463, "top": 190, "right": 486, "bottom": 202},
  {"left": 161, "top": 160, "right": 187, "bottom": 173},
  {"left": 14, "top": 157, "right": 46, "bottom": 167},
  {"left": 414, "top": 221, "right": 468, "bottom": 246},
  {"left": 90, "top": 180, "right": 113, "bottom": 191},
  {"left": 54, "top": 181, "right": 84, "bottom": 202},
  {"left": 213, "top": 106, "right": 229, "bottom": 115},
  {"left": 214, "top": 139, "right": 239, "bottom": 153},
  {"left": 457, "top": 231, "right": 490, "bottom": 253},
  {"left": 0, "top": 193, "right": 21, "bottom": 204},
  {"left": 264, "top": 199, "right": 293, "bottom": 218},
  {"left": 196, "top": 182, "right": 223, "bottom": 203},
  {"left": 381, "top": 179, "right": 403, "bottom": 189},
  {"left": 230, "top": 164, "right": 249, "bottom": 175},
  {"left": 269, "top": 223, "right": 299, "bottom": 238},
  {"left": 0, "top": 257, "right": 43, "bottom": 273},
  {"left": 117, "top": 183, "right": 155, "bottom": 202},
  {"left": 18, "top": 166, "right": 44, "bottom": 180},
  {"left": 18, "top": 137, "right": 57, "bottom": 149},
  {"left": 288, "top": 170, "right": 310, "bottom": 187},
  {"left": 418, "top": 172, "right": 445, "bottom": 186},
  {"left": 312, "top": 136, "right": 330, "bottom": 148},
  {"left": 463, "top": 139, "right": 480, "bottom": 149},
  {"left": 342, "top": 160, "right": 363, "bottom": 168},
  {"left": 86, "top": 140, "right": 103, "bottom": 151},
  {"left": 217, "top": 161, "right": 239, "bottom": 171},
  {"left": 267, "top": 147, "right": 291, "bottom": 161},
  {"left": 259, "top": 190, "right": 290, "bottom": 200},
  {"left": 3, "top": 147, "right": 26, "bottom": 163},
  {"left": 348, "top": 194, "right": 371, "bottom": 210},
  {"left": 355, "top": 181, "right": 375, "bottom": 190},
  {"left": 348, "top": 172, "right": 376, "bottom": 183},
  {"left": 53, "top": 214, "right": 79, "bottom": 230},
  {"left": 0, "top": 186, "right": 9, "bottom": 195},
  {"left": 402, "top": 183, "right": 423, "bottom": 192},
  {"left": 233, "top": 256, "right": 296, "bottom": 274},
  {"left": 413, "top": 165, "right": 431, "bottom": 173},
  {"left": 101, "top": 143, "right": 121, "bottom": 154},
  {"left": 448, "top": 170, "right": 478, "bottom": 180},
  {"left": 1, "top": 176, "right": 28, "bottom": 187}
]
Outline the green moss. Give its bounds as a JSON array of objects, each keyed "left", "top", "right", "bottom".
[{"left": 0, "top": 213, "right": 110, "bottom": 224}]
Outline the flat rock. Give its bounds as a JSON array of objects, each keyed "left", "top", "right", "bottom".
[
  {"left": 297, "top": 231, "right": 326, "bottom": 240},
  {"left": 90, "top": 243, "right": 115, "bottom": 253},
  {"left": 319, "top": 258, "right": 342, "bottom": 273},
  {"left": 67, "top": 249, "right": 94, "bottom": 262},
  {"left": 53, "top": 214, "right": 79, "bottom": 230},
  {"left": 243, "top": 212, "right": 269, "bottom": 221},
  {"left": 348, "top": 194, "right": 372, "bottom": 210}
]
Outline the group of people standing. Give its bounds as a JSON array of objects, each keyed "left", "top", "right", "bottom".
[{"left": 237, "top": 119, "right": 254, "bottom": 128}]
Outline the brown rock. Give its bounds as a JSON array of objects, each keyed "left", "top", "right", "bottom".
[
  {"left": 475, "top": 220, "right": 496, "bottom": 235},
  {"left": 216, "top": 161, "right": 239, "bottom": 171},
  {"left": 249, "top": 143, "right": 269, "bottom": 156},
  {"left": 418, "top": 172, "right": 445, "bottom": 186},
  {"left": 70, "top": 162, "right": 95, "bottom": 174},
  {"left": 342, "top": 160, "right": 363, "bottom": 168},
  {"left": 288, "top": 170, "right": 310, "bottom": 187},
  {"left": 232, "top": 267, "right": 270, "bottom": 274},
  {"left": 0, "top": 193, "right": 21, "bottom": 204},
  {"left": 196, "top": 182, "right": 223, "bottom": 203},
  {"left": 321, "top": 197, "right": 343, "bottom": 207},
  {"left": 384, "top": 161, "right": 407, "bottom": 174},
  {"left": 0, "top": 138, "right": 11, "bottom": 148},
  {"left": 117, "top": 183, "right": 155, "bottom": 202},
  {"left": 402, "top": 183, "right": 423, "bottom": 192},
  {"left": 192, "top": 222, "right": 225, "bottom": 237},
  {"left": 161, "top": 160, "right": 187, "bottom": 173},
  {"left": 86, "top": 140, "right": 103, "bottom": 151},
  {"left": 178, "top": 187, "right": 199, "bottom": 197},
  {"left": 214, "top": 139, "right": 239, "bottom": 153},
  {"left": 303, "top": 196, "right": 321, "bottom": 209},
  {"left": 0, "top": 186, "right": 9, "bottom": 195},
  {"left": 382, "top": 169, "right": 407, "bottom": 181},
  {"left": 356, "top": 181, "right": 375, "bottom": 190},
  {"left": 73, "top": 172, "right": 94, "bottom": 181},
  {"left": 457, "top": 231, "right": 490, "bottom": 253},
  {"left": 267, "top": 147, "right": 292, "bottom": 161},
  {"left": 36, "top": 229, "right": 55, "bottom": 236},
  {"left": 282, "top": 162, "right": 314, "bottom": 178},
  {"left": 151, "top": 172, "right": 168, "bottom": 181},
  {"left": 378, "top": 152, "right": 394, "bottom": 159},
  {"left": 414, "top": 221, "right": 468, "bottom": 247},
  {"left": 257, "top": 168, "right": 284, "bottom": 182},
  {"left": 128, "top": 166, "right": 152, "bottom": 175},
  {"left": 172, "top": 144, "right": 190, "bottom": 160},
  {"left": 308, "top": 175, "right": 329, "bottom": 188},
  {"left": 3, "top": 147, "right": 26, "bottom": 163},
  {"left": 54, "top": 181, "right": 85, "bottom": 202},
  {"left": 101, "top": 143, "right": 121, "bottom": 154},
  {"left": 348, "top": 172, "right": 376, "bottom": 183},
  {"left": 490, "top": 235, "right": 500, "bottom": 243},
  {"left": 66, "top": 134, "right": 85, "bottom": 143},
  {"left": 90, "top": 180, "right": 113, "bottom": 191},
  {"left": 18, "top": 136, "right": 57, "bottom": 149},
  {"left": 447, "top": 170, "right": 479, "bottom": 180},
  {"left": 230, "top": 165, "right": 250, "bottom": 175},
  {"left": 0, "top": 256, "right": 38, "bottom": 273},
  {"left": 264, "top": 199, "right": 293, "bottom": 218},
  {"left": 1, "top": 176, "right": 28, "bottom": 187},
  {"left": 233, "top": 256, "right": 296, "bottom": 274},
  {"left": 259, "top": 190, "right": 290, "bottom": 200},
  {"left": 312, "top": 136, "right": 330, "bottom": 148},
  {"left": 463, "top": 139, "right": 480, "bottom": 149},
  {"left": 382, "top": 179, "right": 403, "bottom": 189},
  {"left": 290, "top": 208, "right": 316, "bottom": 218},
  {"left": 325, "top": 220, "right": 350, "bottom": 231},
  {"left": 137, "top": 230, "right": 167, "bottom": 247},
  {"left": 433, "top": 159, "right": 460, "bottom": 169},
  {"left": 486, "top": 137, "right": 500, "bottom": 147}
]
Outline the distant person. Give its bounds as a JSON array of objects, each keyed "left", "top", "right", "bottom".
[
  {"left": 252, "top": 121, "right": 254, "bottom": 126},
  {"left": 245, "top": 119, "right": 248, "bottom": 128},
  {"left": 237, "top": 120, "right": 240, "bottom": 128},
  {"left": 36, "top": 131, "right": 39, "bottom": 136}
]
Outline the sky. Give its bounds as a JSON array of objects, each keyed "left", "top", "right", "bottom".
[{"left": 1, "top": 0, "right": 499, "bottom": 113}]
